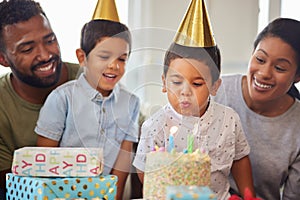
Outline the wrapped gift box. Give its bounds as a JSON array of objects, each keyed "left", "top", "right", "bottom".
[
  {"left": 6, "top": 173, "right": 117, "bottom": 200},
  {"left": 11, "top": 147, "right": 103, "bottom": 177},
  {"left": 166, "top": 186, "right": 216, "bottom": 200}
]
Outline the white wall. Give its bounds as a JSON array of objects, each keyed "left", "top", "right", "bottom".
[
  {"left": 124, "top": 0, "right": 260, "bottom": 116},
  {"left": 124, "top": 0, "right": 191, "bottom": 115},
  {"left": 38, "top": 0, "right": 128, "bottom": 63},
  {"left": 208, "top": 0, "right": 259, "bottom": 74}
]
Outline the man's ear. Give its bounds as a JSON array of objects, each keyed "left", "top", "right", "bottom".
[
  {"left": 210, "top": 78, "right": 222, "bottom": 96},
  {"left": 75, "top": 48, "right": 87, "bottom": 67},
  {"left": 161, "top": 74, "right": 167, "bottom": 93},
  {"left": 0, "top": 52, "right": 10, "bottom": 67}
]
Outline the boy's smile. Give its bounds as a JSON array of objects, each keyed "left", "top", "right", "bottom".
[{"left": 83, "top": 37, "right": 129, "bottom": 97}]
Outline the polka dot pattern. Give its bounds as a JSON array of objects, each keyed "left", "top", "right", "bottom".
[
  {"left": 134, "top": 101, "right": 250, "bottom": 199},
  {"left": 6, "top": 173, "right": 117, "bottom": 200}
]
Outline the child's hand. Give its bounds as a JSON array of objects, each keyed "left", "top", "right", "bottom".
[
  {"left": 228, "top": 188, "right": 261, "bottom": 200},
  {"left": 244, "top": 187, "right": 261, "bottom": 200},
  {"left": 228, "top": 194, "right": 241, "bottom": 200}
]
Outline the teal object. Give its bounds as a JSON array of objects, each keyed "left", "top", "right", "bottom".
[
  {"left": 6, "top": 173, "right": 117, "bottom": 200},
  {"left": 166, "top": 186, "right": 217, "bottom": 200}
]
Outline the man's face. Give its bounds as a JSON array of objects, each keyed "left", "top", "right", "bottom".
[{"left": 0, "top": 14, "right": 62, "bottom": 88}]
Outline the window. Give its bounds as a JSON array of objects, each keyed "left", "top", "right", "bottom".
[
  {"left": 38, "top": 0, "right": 128, "bottom": 63},
  {"left": 0, "top": 0, "right": 128, "bottom": 74},
  {"left": 281, "top": 0, "right": 300, "bottom": 20},
  {"left": 280, "top": 0, "right": 300, "bottom": 89}
]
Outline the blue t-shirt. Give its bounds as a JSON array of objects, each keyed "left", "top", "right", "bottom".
[{"left": 35, "top": 74, "right": 140, "bottom": 174}]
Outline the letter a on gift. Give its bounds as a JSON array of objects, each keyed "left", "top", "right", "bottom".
[
  {"left": 12, "top": 165, "right": 19, "bottom": 174},
  {"left": 90, "top": 166, "right": 100, "bottom": 175},
  {"left": 22, "top": 168, "right": 32, "bottom": 176},
  {"left": 49, "top": 166, "right": 60, "bottom": 175}
]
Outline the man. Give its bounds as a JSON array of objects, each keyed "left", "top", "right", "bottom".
[{"left": 0, "top": 0, "right": 79, "bottom": 197}]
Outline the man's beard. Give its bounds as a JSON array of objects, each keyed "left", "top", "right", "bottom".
[{"left": 9, "top": 56, "right": 63, "bottom": 88}]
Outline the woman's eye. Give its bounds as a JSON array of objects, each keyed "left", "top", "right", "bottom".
[
  {"left": 274, "top": 65, "right": 286, "bottom": 72},
  {"left": 256, "top": 56, "right": 265, "bottom": 64}
]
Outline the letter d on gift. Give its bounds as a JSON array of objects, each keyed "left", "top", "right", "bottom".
[
  {"left": 76, "top": 154, "right": 87, "bottom": 163},
  {"left": 35, "top": 153, "right": 46, "bottom": 162}
]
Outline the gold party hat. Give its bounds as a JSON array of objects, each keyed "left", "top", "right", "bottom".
[
  {"left": 92, "top": 0, "right": 120, "bottom": 22},
  {"left": 174, "top": 0, "right": 216, "bottom": 47}
]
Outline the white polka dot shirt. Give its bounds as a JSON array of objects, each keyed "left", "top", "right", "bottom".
[{"left": 133, "top": 100, "right": 250, "bottom": 199}]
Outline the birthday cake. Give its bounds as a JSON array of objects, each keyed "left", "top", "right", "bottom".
[{"left": 143, "top": 149, "right": 211, "bottom": 200}]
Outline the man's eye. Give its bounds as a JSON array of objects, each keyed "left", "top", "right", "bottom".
[
  {"left": 46, "top": 39, "right": 55, "bottom": 45},
  {"left": 46, "top": 36, "right": 57, "bottom": 45},
  {"left": 20, "top": 48, "right": 33, "bottom": 53}
]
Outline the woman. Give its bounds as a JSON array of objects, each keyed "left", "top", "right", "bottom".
[{"left": 214, "top": 18, "right": 300, "bottom": 200}]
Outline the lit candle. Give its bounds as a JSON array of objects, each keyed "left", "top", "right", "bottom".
[
  {"left": 192, "top": 122, "right": 198, "bottom": 136},
  {"left": 168, "top": 126, "right": 178, "bottom": 152},
  {"left": 168, "top": 134, "right": 174, "bottom": 152}
]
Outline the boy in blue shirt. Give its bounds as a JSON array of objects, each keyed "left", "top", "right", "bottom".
[{"left": 35, "top": 19, "right": 140, "bottom": 200}]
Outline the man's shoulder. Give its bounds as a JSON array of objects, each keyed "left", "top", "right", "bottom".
[
  {"left": 64, "top": 62, "right": 80, "bottom": 80},
  {"left": 0, "top": 72, "right": 10, "bottom": 86},
  {"left": 0, "top": 73, "right": 12, "bottom": 98}
]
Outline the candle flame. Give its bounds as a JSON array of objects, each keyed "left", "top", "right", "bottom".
[
  {"left": 170, "top": 126, "right": 178, "bottom": 136},
  {"left": 192, "top": 123, "right": 198, "bottom": 136}
]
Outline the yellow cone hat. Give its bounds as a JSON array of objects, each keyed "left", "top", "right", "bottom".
[
  {"left": 174, "top": 0, "right": 216, "bottom": 47},
  {"left": 92, "top": 0, "right": 120, "bottom": 22}
]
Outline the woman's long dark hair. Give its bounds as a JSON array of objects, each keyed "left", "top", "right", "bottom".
[{"left": 254, "top": 18, "right": 300, "bottom": 100}]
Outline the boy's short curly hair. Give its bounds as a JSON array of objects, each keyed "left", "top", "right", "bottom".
[
  {"left": 0, "top": 0, "right": 46, "bottom": 52},
  {"left": 80, "top": 19, "right": 132, "bottom": 57},
  {"left": 164, "top": 43, "right": 221, "bottom": 83}
]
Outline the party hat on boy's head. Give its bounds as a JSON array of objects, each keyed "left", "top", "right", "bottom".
[
  {"left": 174, "top": 0, "right": 216, "bottom": 47},
  {"left": 92, "top": 0, "right": 120, "bottom": 22}
]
